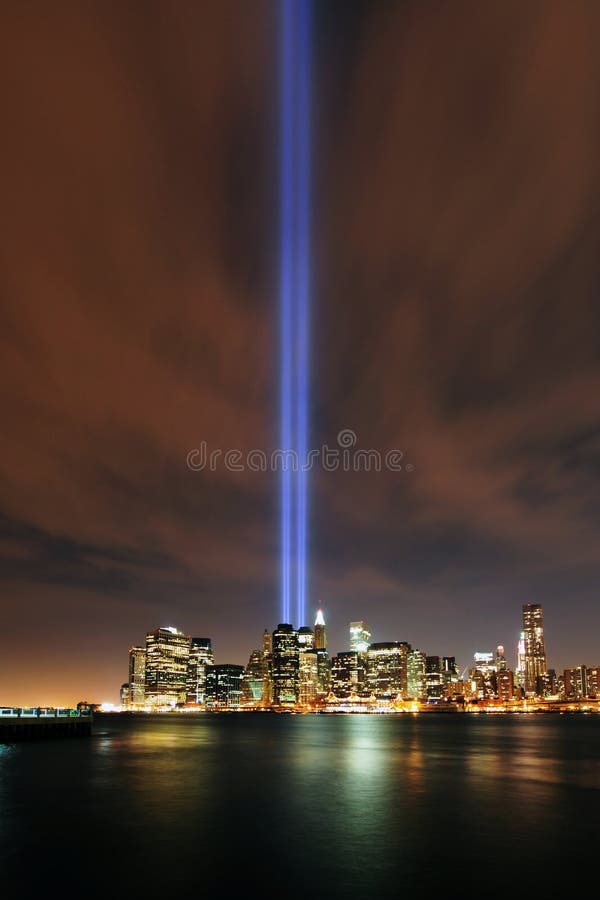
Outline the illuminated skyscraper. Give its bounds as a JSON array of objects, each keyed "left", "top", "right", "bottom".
[
  {"left": 425, "top": 655, "right": 444, "bottom": 701},
  {"left": 272, "top": 624, "right": 299, "bottom": 705},
  {"left": 367, "top": 642, "right": 409, "bottom": 698},
  {"left": 515, "top": 631, "right": 526, "bottom": 690},
  {"left": 349, "top": 621, "right": 371, "bottom": 653},
  {"left": 241, "top": 649, "right": 266, "bottom": 707},
  {"left": 522, "top": 604, "right": 547, "bottom": 694},
  {"left": 205, "top": 664, "right": 244, "bottom": 709},
  {"left": 186, "top": 637, "right": 213, "bottom": 705},
  {"left": 128, "top": 645, "right": 146, "bottom": 707},
  {"left": 331, "top": 651, "right": 367, "bottom": 697},
  {"left": 298, "top": 650, "right": 319, "bottom": 706},
  {"left": 407, "top": 649, "right": 426, "bottom": 699},
  {"left": 495, "top": 645, "right": 507, "bottom": 671},
  {"left": 298, "top": 626, "right": 315, "bottom": 650},
  {"left": 315, "top": 647, "right": 331, "bottom": 696},
  {"left": 262, "top": 629, "right": 273, "bottom": 705},
  {"left": 314, "top": 609, "right": 327, "bottom": 650},
  {"left": 497, "top": 669, "right": 515, "bottom": 702},
  {"left": 145, "top": 626, "right": 191, "bottom": 708}
]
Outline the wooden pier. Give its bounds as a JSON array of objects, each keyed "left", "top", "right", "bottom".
[{"left": 0, "top": 708, "right": 93, "bottom": 742}]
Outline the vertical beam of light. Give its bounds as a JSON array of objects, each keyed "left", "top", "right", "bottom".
[
  {"left": 279, "top": 0, "right": 312, "bottom": 627},
  {"left": 279, "top": 0, "right": 294, "bottom": 626},
  {"left": 294, "top": 0, "right": 311, "bottom": 630}
]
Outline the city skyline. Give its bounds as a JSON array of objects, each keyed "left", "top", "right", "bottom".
[
  {"left": 3, "top": 3, "right": 600, "bottom": 705},
  {"left": 112, "top": 603, "right": 599, "bottom": 713}
]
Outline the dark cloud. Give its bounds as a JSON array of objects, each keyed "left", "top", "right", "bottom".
[{"left": 1, "top": 1, "right": 600, "bottom": 703}]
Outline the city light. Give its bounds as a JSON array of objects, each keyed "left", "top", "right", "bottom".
[{"left": 279, "top": 0, "right": 312, "bottom": 628}]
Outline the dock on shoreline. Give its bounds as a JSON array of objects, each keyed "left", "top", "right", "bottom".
[{"left": 0, "top": 708, "right": 93, "bottom": 742}]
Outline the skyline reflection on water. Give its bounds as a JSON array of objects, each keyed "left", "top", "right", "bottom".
[{"left": 1, "top": 714, "right": 598, "bottom": 898}]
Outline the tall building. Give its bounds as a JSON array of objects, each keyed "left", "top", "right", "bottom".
[
  {"left": 145, "top": 626, "right": 191, "bottom": 707},
  {"left": 186, "top": 637, "right": 213, "bottom": 705},
  {"left": 331, "top": 651, "right": 367, "bottom": 697},
  {"left": 425, "top": 655, "right": 444, "bottom": 701},
  {"left": 298, "top": 626, "right": 315, "bottom": 651},
  {"left": 349, "top": 621, "right": 371, "bottom": 654},
  {"left": 241, "top": 649, "right": 266, "bottom": 707},
  {"left": 128, "top": 646, "right": 146, "bottom": 707},
  {"left": 407, "top": 649, "right": 427, "bottom": 699},
  {"left": 205, "top": 664, "right": 243, "bottom": 709},
  {"left": 298, "top": 650, "right": 319, "bottom": 706},
  {"left": 515, "top": 631, "right": 526, "bottom": 690},
  {"left": 315, "top": 647, "right": 331, "bottom": 696},
  {"left": 367, "top": 642, "right": 409, "bottom": 698},
  {"left": 564, "top": 666, "right": 588, "bottom": 699},
  {"left": 120, "top": 683, "right": 131, "bottom": 707},
  {"left": 261, "top": 629, "right": 273, "bottom": 705},
  {"left": 495, "top": 645, "right": 507, "bottom": 671},
  {"left": 314, "top": 609, "right": 327, "bottom": 650},
  {"left": 497, "top": 669, "right": 515, "bottom": 702},
  {"left": 522, "top": 604, "right": 547, "bottom": 694},
  {"left": 272, "top": 624, "right": 299, "bottom": 706},
  {"left": 587, "top": 666, "right": 600, "bottom": 699}
]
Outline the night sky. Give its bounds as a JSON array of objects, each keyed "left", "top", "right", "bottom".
[{"left": 2, "top": 1, "right": 600, "bottom": 705}]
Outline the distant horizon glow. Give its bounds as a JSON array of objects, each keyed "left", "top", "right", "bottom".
[{"left": 279, "top": 0, "right": 312, "bottom": 629}]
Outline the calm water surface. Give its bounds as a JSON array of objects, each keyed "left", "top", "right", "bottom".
[{"left": 1, "top": 714, "right": 598, "bottom": 897}]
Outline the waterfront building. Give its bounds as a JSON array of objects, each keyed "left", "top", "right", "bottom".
[
  {"left": 349, "top": 621, "right": 371, "bottom": 654},
  {"left": 272, "top": 624, "right": 299, "bottom": 705},
  {"left": 186, "top": 637, "right": 213, "bottom": 705},
  {"left": 564, "top": 666, "right": 588, "bottom": 699},
  {"left": 425, "top": 655, "right": 444, "bottom": 701},
  {"left": 315, "top": 647, "right": 331, "bottom": 696},
  {"left": 205, "top": 664, "right": 244, "bottom": 709},
  {"left": 314, "top": 609, "right": 327, "bottom": 650},
  {"left": 470, "top": 651, "right": 498, "bottom": 698},
  {"left": 298, "top": 650, "right": 319, "bottom": 705},
  {"left": 120, "top": 682, "right": 131, "bottom": 707},
  {"left": 367, "top": 642, "right": 409, "bottom": 698},
  {"left": 522, "top": 604, "right": 547, "bottom": 694},
  {"left": 331, "top": 650, "right": 367, "bottom": 697},
  {"left": 407, "top": 649, "right": 427, "bottom": 700},
  {"left": 261, "top": 629, "right": 273, "bottom": 705},
  {"left": 587, "top": 666, "right": 600, "bottom": 698},
  {"left": 515, "top": 631, "right": 526, "bottom": 690},
  {"left": 497, "top": 669, "right": 515, "bottom": 702},
  {"left": 145, "top": 626, "right": 191, "bottom": 707},
  {"left": 241, "top": 650, "right": 266, "bottom": 707},
  {"left": 128, "top": 645, "right": 146, "bottom": 707}
]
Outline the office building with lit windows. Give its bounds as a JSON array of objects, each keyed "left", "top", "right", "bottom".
[
  {"left": 241, "top": 649, "right": 266, "bottom": 707},
  {"left": 367, "top": 642, "right": 409, "bottom": 698},
  {"left": 497, "top": 669, "right": 515, "bottom": 702},
  {"left": 298, "top": 650, "right": 319, "bottom": 705},
  {"left": 128, "top": 645, "right": 146, "bottom": 707},
  {"left": 349, "top": 621, "right": 371, "bottom": 654},
  {"left": 272, "top": 624, "right": 299, "bottom": 705},
  {"left": 205, "top": 664, "right": 244, "bottom": 709},
  {"left": 331, "top": 650, "right": 367, "bottom": 697},
  {"left": 407, "top": 649, "right": 427, "bottom": 699},
  {"left": 145, "top": 626, "right": 191, "bottom": 707},
  {"left": 186, "top": 637, "right": 213, "bottom": 705},
  {"left": 522, "top": 604, "right": 547, "bottom": 694}
]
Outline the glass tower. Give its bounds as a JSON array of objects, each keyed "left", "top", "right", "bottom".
[
  {"left": 272, "top": 624, "right": 299, "bottom": 705},
  {"left": 522, "top": 604, "right": 547, "bottom": 694},
  {"left": 145, "top": 626, "right": 191, "bottom": 708}
]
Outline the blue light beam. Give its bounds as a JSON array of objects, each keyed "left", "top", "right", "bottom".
[{"left": 279, "top": 0, "right": 312, "bottom": 628}]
